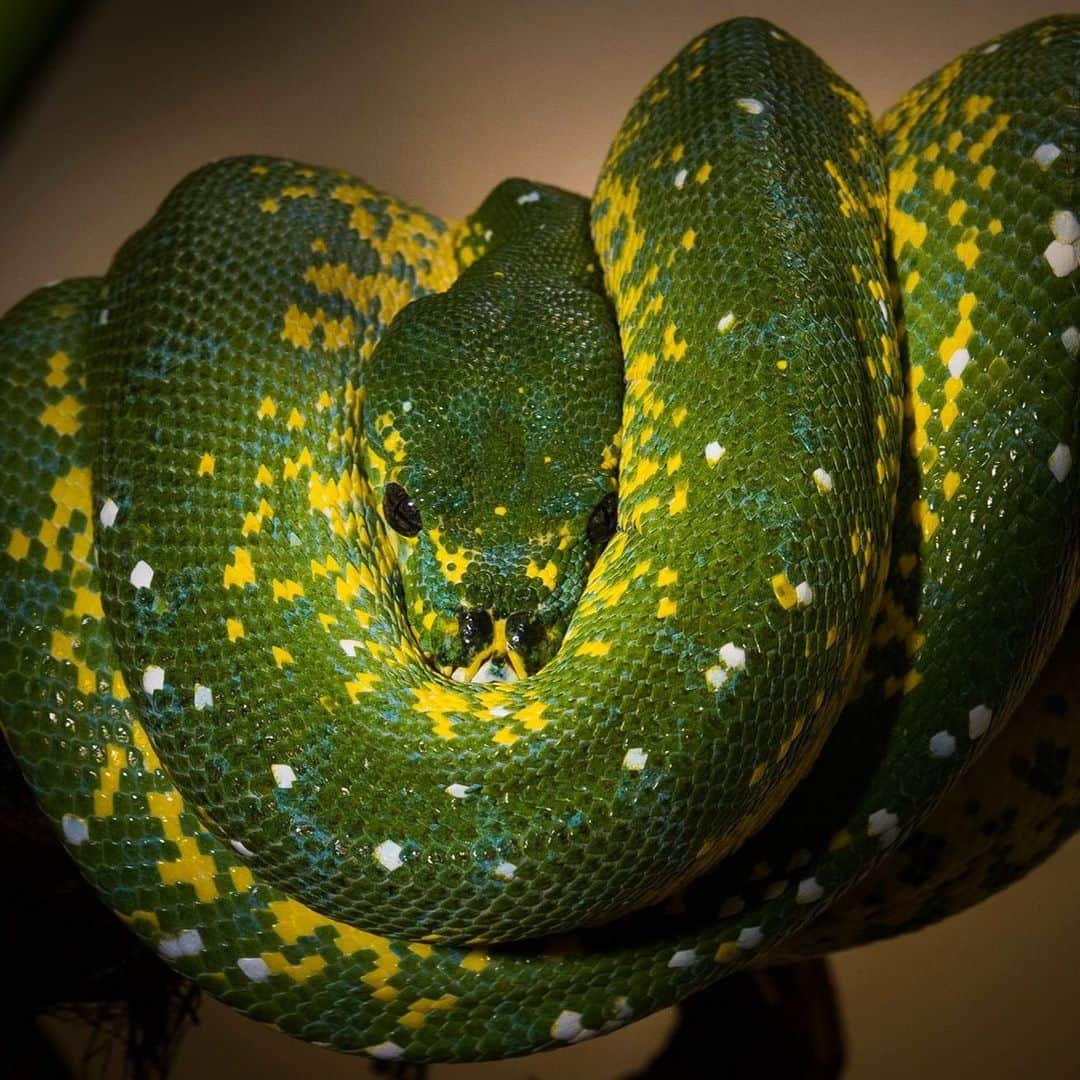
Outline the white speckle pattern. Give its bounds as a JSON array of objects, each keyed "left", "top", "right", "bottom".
[
  {"left": 367, "top": 1042, "right": 404, "bottom": 1061},
  {"left": 271, "top": 763, "right": 297, "bottom": 789},
  {"left": 717, "top": 312, "right": 735, "bottom": 332},
  {"left": 142, "top": 665, "right": 164, "bottom": 695},
  {"left": 445, "top": 783, "right": 471, "bottom": 798},
  {"left": 947, "top": 348, "right": 971, "bottom": 378},
  {"left": 488, "top": 705, "right": 511, "bottom": 718},
  {"left": 238, "top": 956, "right": 271, "bottom": 982},
  {"left": 61, "top": 813, "right": 88, "bottom": 845},
  {"left": 737, "top": 925, "right": 764, "bottom": 950},
  {"left": 373, "top": 839, "right": 403, "bottom": 871},
  {"left": 668, "top": 948, "right": 698, "bottom": 968},
  {"left": 718, "top": 895, "right": 745, "bottom": 917},
  {"left": 401, "top": 400, "right": 412, "bottom": 413},
  {"left": 796, "top": 877, "right": 825, "bottom": 904},
  {"left": 705, "top": 665, "right": 728, "bottom": 690},
  {"left": 968, "top": 704, "right": 993, "bottom": 739},
  {"left": 622, "top": 747, "right": 648, "bottom": 771},
  {"left": 736, "top": 97, "right": 765, "bottom": 114},
  {"left": 1049, "top": 443, "right": 1072, "bottom": 482},
  {"left": 230, "top": 839, "right": 255, "bottom": 857},
  {"left": 493, "top": 861, "right": 516, "bottom": 881},
  {"left": 813, "top": 467, "right": 833, "bottom": 493},
  {"left": 516, "top": 190, "right": 540, "bottom": 205},
  {"left": 98, "top": 308, "right": 109, "bottom": 326},
  {"left": 1044, "top": 240, "right": 1077, "bottom": 277},
  {"left": 614, "top": 996, "right": 633, "bottom": 1021},
  {"left": 929, "top": 730, "right": 957, "bottom": 758},
  {"left": 719, "top": 642, "right": 746, "bottom": 669},
  {"left": 99, "top": 498, "right": 119, "bottom": 528},
  {"left": 674, "top": 168, "right": 688, "bottom": 189},
  {"left": 704, "top": 440, "right": 726, "bottom": 464},
  {"left": 1033, "top": 142, "right": 1061, "bottom": 168},
  {"left": 867, "top": 808, "right": 899, "bottom": 837},
  {"left": 1052, "top": 210, "right": 1079, "bottom": 244},
  {"left": 1063, "top": 326, "right": 1079, "bottom": 356},
  {"left": 982, "top": 41, "right": 1001, "bottom": 53},
  {"left": 339, "top": 639, "right": 363, "bottom": 657},
  {"left": 551, "top": 1010, "right": 584, "bottom": 1041},
  {"left": 193, "top": 684, "right": 213, "bottom": 711},
  {"left": 159, "top": 929, "right": 204, "bottom": 959},
  {"left": 795, "top": 581, "right": 813, "bottom": 606},
  {"left": 130, "top": 560, "right": 154, "bottom": 589}
]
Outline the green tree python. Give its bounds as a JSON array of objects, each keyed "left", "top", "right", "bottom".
[{"left": 1, "top": 14, "right": 1076, "bottom": 1063}]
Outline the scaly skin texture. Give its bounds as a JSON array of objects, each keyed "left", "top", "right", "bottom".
[{"left": 0, "top": 16, "right": 1076, "bottom": 1063}]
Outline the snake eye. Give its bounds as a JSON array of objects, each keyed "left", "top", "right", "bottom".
[
  {"left": 383, "top": 482, "right": 422, "bottom": 537},
  {"left": 459, "top": 609, "right": 494, "bottom": 652},
  {"left": 586, "top": 491, "right": 618, "bottom": 548},
  {"left": 506, "top": 612, "right": 543, "bottom": 654}
]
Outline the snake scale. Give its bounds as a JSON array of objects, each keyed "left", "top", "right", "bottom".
[{"left": 1, "top": 15, "right": 1076, "bottom": 1063}]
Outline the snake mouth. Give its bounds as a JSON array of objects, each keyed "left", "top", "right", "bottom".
[{"left": 446, "top": 616, "right": 529, "bottom": 683}]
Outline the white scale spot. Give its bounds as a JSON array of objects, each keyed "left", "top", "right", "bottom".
[
  {"left": 737, "top": 925, "right": 764, "bottom": 950},
  {"left": 271, "top": 763, "right": 297, "bottom": 789},
  {"left": 445, "top": 783, "right": 472, "bottom": 798},
  {"left": 493, "top": 861, "right": 516, "bottom": 881},
  {"left": 1033, "top": 142, "right": 1061, "bottom": 168},
  {"left": 614, "top": 996, "right": 633, "bottom": 1021},
  {"left": 142, "top": 665, "right": 165, "bottom": 695},
  {"left": 368, "top": 1043, "right": 404, "bottom": 1061},
  {"left": 719, "top": 642, "right": 746, "bottom": 669},
  {"left": 674, "top": 168, "right": 688, "bottom": 189},
  {"left": 373, "top": 839, "right": 403, "bottom": 871},
  {"left": 982, "top": 42, "right": 1001, "bottom": 53},
  {"left": 705, "top": 665, "right": 728, "bottom": 690},
  {"left": 796, "top": 877, "right": 825, "bottom": 904},
  {"left": 968, "top": 703, "right": 993, "bottom": 739},
  {"left": 1052, "top": 210, "right": 1079, "bottom": 244},
  {"left": 795, "top": 581, "right": 813, "bottom": 606},
  {"left": 238, "top": 956, "right": 271, "bottom": 982},
  {"left": 230, "top": 838, "right": 255, "bottom": 857},
  {"left": 717, "top": 312, "right": 735, "bottom": 332},
  {"left": 947, "top": 347, "right": 971, "bottom": 378},
  {"left": 339, "top": 639, "right": 363, "bottom": 657},
  {"left": 763, "top": 879, "right": 787, "bottom": 900},
  {"left": 551, "top": 1010, "right": 585, "bottom": 1041},
  {"left": 130, "top": 560, "right": 154, "bottom": 589},
  {"left": 516, "top": 190, "right": 540, "bottom": 205},
  {"left": 1062, "top": 326, "right": 1079, "bottom": 356},
  {"left": 62, "top": 813, "right": 88, "bottom": 845},
  {"left": 193, "top": 684, "right": 213, "bottom": 710},
  {"left": 483, "top": 229, "right": 493, "bottom": 242},
  {"left": 99, "top": 498, "right": 119, "bottom": 528},
  {"left": 668, "top": 948, "right": 698, "bottom": 968},
  {"left": 704, "top": 440, "right": 726, "bottom": 464},
  {"left": 1044, "top": 235, "right": 1077, "bottom": 277},
  {"left": 489, "top": 705, "right": 511, "bottom": 718},
  {"left": 622, "top": 747, "right": 648, "bottom": 771},
  {"left": 929, "top": 730, "right": 957, "bottom": 758},
  {"left": 718, "top": 895, "right": 745, "bottom": 917},
  {"left": 1050, "top": 444, "right": 1073, "bottom": 483},
  {"left": 813, "top": 467, "right": 833, "bottom": 493},
  {"left": 736, "top": 97, "right": 765, "bottom": 115},
  {"left": 867, "top": 808, "right": 898, "bottom": 837},
  {"left": 159, "top": 929, "right": 204, "bottom": 959},
  {"left": 98, "top": 308, "right": 109, "bottom": 326},
  {"left": 401, "top": 400, "right": 412, "bottom": 413}
]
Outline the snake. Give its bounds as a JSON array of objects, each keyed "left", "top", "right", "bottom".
[{"left": 1, "top": 14, "right": 1076, "bottom": 1063}]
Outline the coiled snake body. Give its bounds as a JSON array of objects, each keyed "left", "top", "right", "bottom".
[{"left": 1, "top": 16, "right": 1076, "bottom": 1061}]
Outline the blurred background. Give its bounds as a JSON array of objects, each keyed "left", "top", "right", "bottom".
[{"left": 1, "top": 1, "right": 1076, "bottom": 1076}]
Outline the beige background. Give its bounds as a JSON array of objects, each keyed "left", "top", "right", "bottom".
[{"left": 5, "top": 1, "right": 1077, "bottom": 1076}]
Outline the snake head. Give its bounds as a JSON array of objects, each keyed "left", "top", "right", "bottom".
[{"left": 362, "top": 271, "right": 622, "bottom": 680}]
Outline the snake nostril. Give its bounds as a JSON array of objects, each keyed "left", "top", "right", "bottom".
[
  {"left": 506, "top": 612, "right": 543, "bottom": 654},
  {"left": 458, "top": 608, "right": 494, "bottom": 653}
]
